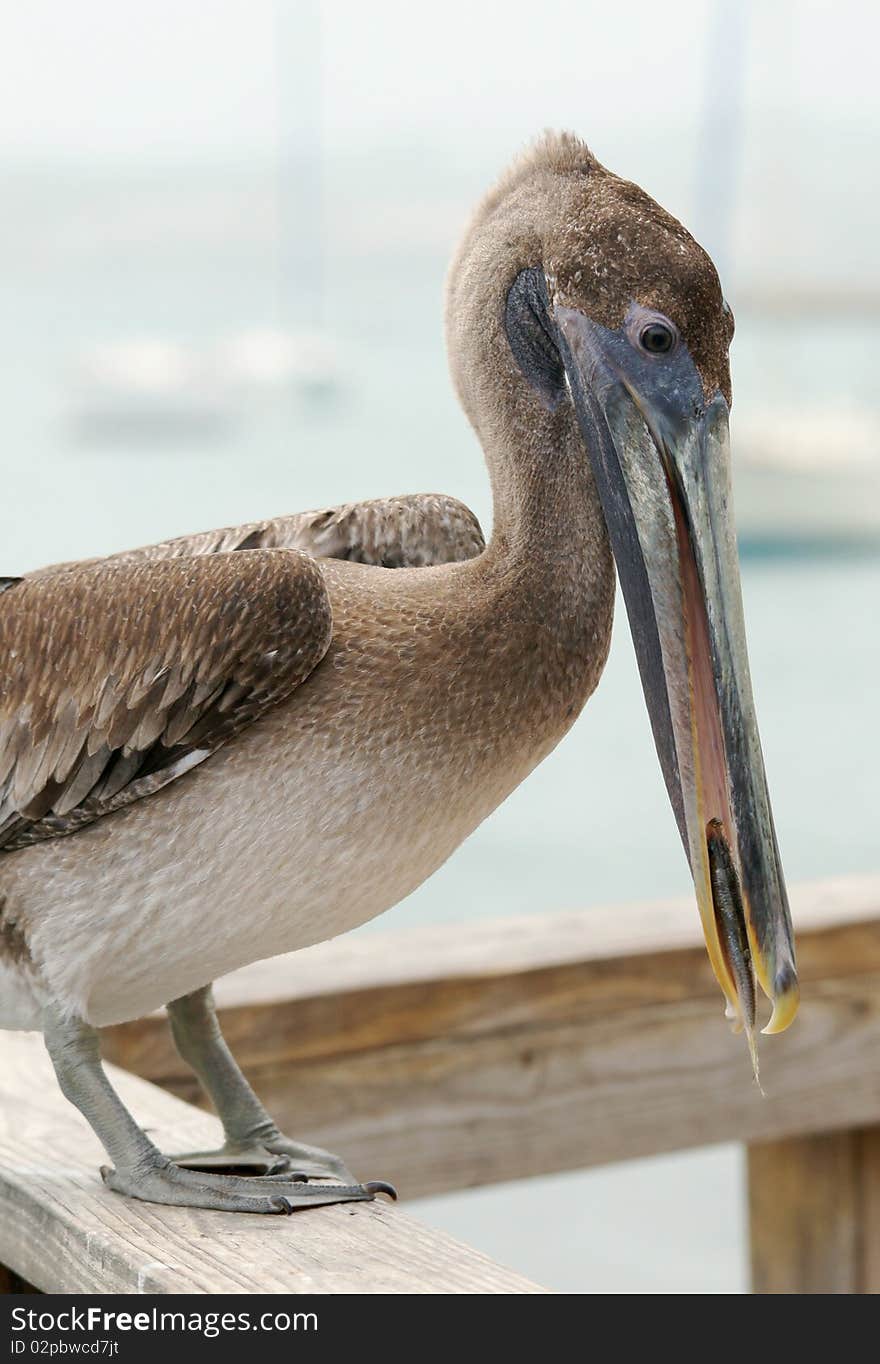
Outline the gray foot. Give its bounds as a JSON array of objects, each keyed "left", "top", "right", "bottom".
[
  {"left": 173, "top": 1133, "right": 376, "bottom": 1189},
  {"left": 172, "top": 1144, "right": 298, "bottom": 1177},
  {"left": 101, "top": 1156, "right": 385, "bottom": 1213},
  {"left": 163, "top": 988, "right": 397, "bottom": 1202}
]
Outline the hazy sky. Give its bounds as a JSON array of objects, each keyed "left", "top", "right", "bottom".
[
  {"left": 2, "top": 0, "right": 876, "bottom": 293},
  {"left": 0, "top": 0, "right": 874, "bottom": 162}
]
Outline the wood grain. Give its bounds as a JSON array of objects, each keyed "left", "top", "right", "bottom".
[
  {"left": 0, "top": 1033, "right": 544, "bottom": 1295},
  {"left": 101, "top": 875, "right": 880, "bottom": 1199},
  {"left": 748, "top": 1127, "right": 880, "bottom": 1293}
]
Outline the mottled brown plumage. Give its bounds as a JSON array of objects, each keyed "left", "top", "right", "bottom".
[
  {"left": 0, "top": 496, "right": 483, "bottom": 852},
  {"left": 0, "top": 552, "right": 330, "bottom": 848},
  {"left": 448, "top": 131, "right": 733, "bottom": 480},
  {"left": 0, "top": 894, "right": 30, "bottom": 965},
  {"left": 29, "top": 494, "right": 485, "bottom": 580}
]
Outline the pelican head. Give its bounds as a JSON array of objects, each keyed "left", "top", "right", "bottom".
[{"left": 449, "top": 133, "right": 798, "bottom": 1042}]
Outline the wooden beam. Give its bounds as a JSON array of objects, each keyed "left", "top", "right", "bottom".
[
  {"left": 0, "top": 1033, "right": 544, "bottom": 1295},
  {"left": 101, "top": 875, "right": 880, "bottom": 1200},
  {"left": 748, "top": 1127, "right": 880, "bottom": 1293}
]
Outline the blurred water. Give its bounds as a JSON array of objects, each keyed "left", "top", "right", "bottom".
[
  {"left": 1, "top": 164, "right": 878, "bottom": 1292},
  {"left": 413, "top": 1146, "right": 748, "bottom": 1294}
]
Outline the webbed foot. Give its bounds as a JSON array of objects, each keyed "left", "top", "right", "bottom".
[
  {"left": 101, "top": 1156, "right": 384, "bottom": 1213},
  {"left": 171, "top": 1135, "right": 397, "bottom": 1201}
]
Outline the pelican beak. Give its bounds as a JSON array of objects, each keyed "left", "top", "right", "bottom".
[{"left": 555, "top": 305, "right": 798, "bottom": 1047}]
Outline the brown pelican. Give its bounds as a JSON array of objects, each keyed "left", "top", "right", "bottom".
[{"left": 0, "top": 133, "right": 798, "bottom": 1213}]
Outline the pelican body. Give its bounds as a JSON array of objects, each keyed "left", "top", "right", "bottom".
[{"left": 0, "top": 135, "right": 797, "bottom": 1213}]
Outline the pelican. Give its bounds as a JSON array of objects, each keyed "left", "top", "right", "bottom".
[{"left": 0, "top": 134, "right": 798, "bottom": 1214}]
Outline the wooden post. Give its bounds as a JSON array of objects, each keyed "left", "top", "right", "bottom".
[{"left": 748, "top": 1127, "right": 880, "bottom": 1293}]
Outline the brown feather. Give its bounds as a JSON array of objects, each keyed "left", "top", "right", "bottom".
[
  {"left": 27, "top": 495, "right": 485, "bottom": 581},
  {"left": 0, "top": 550, "right": 332, "bottom": 850},
  {"left": 0, "top": 493, "right": 483, "bottom": 853}
]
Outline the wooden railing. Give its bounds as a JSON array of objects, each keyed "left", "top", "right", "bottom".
[
  {"left": 0, "top": 1035, "right": 543, "bottom": 1294},
  {"left": 3, "top": 873, "right": 880, "bottom": 1293}
]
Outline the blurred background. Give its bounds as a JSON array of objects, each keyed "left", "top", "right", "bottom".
[{"left": 1, "top": 0, "right": 877, "bottom": 1292}]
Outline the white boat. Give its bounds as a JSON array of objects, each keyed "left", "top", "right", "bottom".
[
  {"left": 69, "top": 328, "right": 342, "bottom": 443},
  {"left": 733, "top": 404, "right": 880, "bottom": 550}
]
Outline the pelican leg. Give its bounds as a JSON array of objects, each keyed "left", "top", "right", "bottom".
[
  {"left": 42, "top": 1004, "right": 377, "bottom": 1213},
  {"left": 166, "top": 985, "right": 395, "bottom": 1197}
]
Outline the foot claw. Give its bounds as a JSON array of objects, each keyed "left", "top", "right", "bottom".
[
  {"left": 364, "top": 1180, "right": 398, "bottom": 1201},
  {"left": 271, "top": 1196, "right": 294, "bottom": 1215}
]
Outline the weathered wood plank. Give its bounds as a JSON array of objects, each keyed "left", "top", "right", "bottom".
[
  {"left": 101, "top": 876, "right": 880, "bottom": 1199},
  {"left": 748, "top": 1127, "right": 880, "bottom": 1294},
  {"left": 0, "top": 1033, "right": 545, "bottom": 1295}
]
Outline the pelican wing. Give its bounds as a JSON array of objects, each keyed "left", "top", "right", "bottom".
[
  {"left": 0, "top": 550, "right": 331, "bottom": 851},
  {"left": 280, "top": 494, "right": 486, "bottom": 567},
  {"left": 29, "top": 495, "right": 486, "bottom": 579}
]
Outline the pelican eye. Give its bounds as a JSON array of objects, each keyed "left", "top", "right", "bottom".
[{"left": 639, "top": 321, "right": 676, "bottom": 355}]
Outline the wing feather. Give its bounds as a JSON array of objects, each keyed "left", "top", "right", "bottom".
[
  {"left": 0, "top": 550, "right": 331, "bottom": 851},
  {"left": 1, "top": 490, "right": 482, "bottom": 852},
  {"left": 27, "top": 494, "right": 485, "bottom": 580}
]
